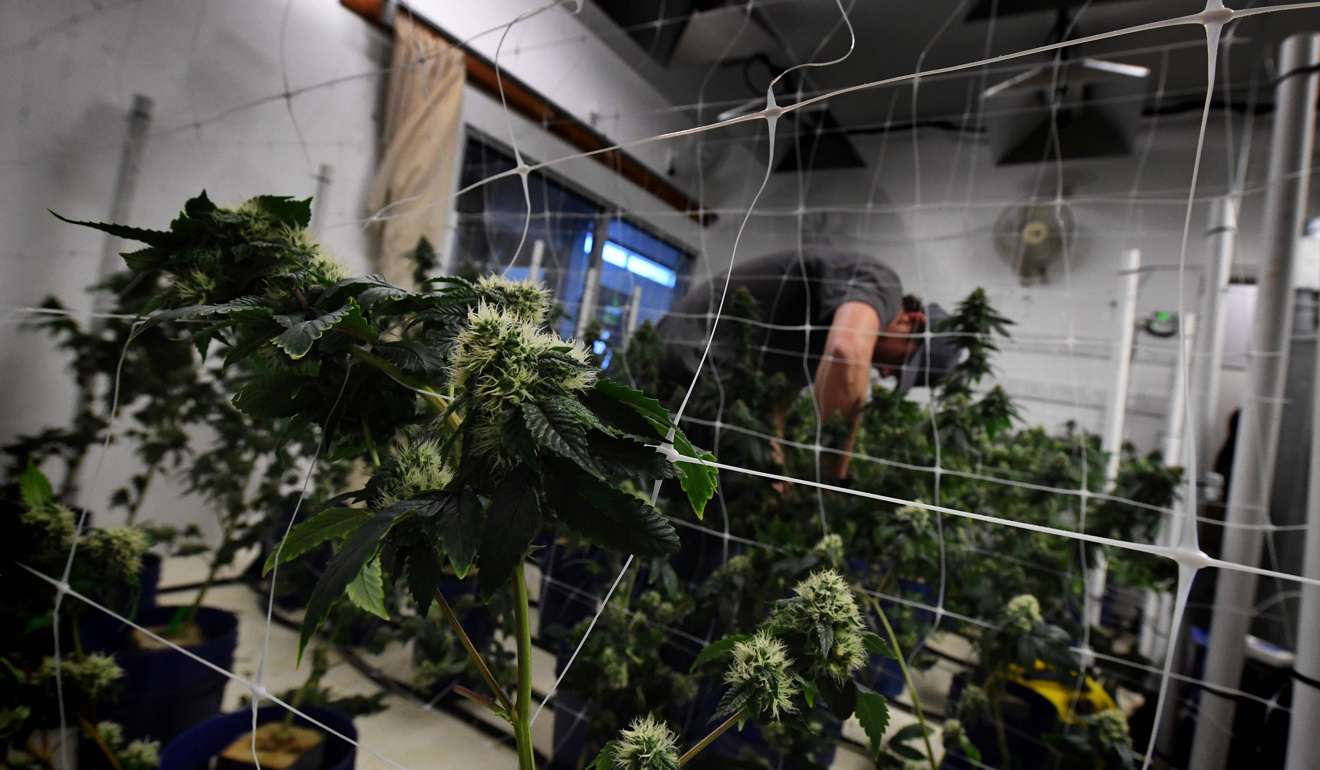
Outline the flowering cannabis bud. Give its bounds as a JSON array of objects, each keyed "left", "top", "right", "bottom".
[
  {"left": 812, "top": 533, "right": 844, "bottom": 567},
  {"left": 38, "top": 654, "right": 123, "bottom": 700},
  {"left": 1085, "top": 709, "right": 1131, "bottom": 748},
  {"left": 955, "top": 684, "right": 989, "bottom": 720},
  {"left": 770, "top": 569, "right": 867, "bottom": 682},
  {"left": 613, "top": 714, "right": 679, "bottom": 770},
  {"left": 119, "top": 740, "right": 161, "bottom": 770},
  {"left": 893, "top": 503, "right": 932, "bottom": 531},
  {"left": 95, "top": 721, "right": 125, "bottom": 748},
  {"left": 474, "top": 275, "right": 552, "bottom": 324},
  {"left": 84, "top": 526, "right": 148, "bottom": 578},
  {"left": 372, "top": 433, "right": 454, "bottom": 508},
  {"left": 942, "top": 718, "right": 965, "bottom": 743},
  {"left": 451, "top": 302, "right": 595, "bottom": 461},
  {"left": 1004, "top": 594, "right": 1043, "bottom": 633},
  {"left": 722, "top": 630, "right": 798, "bottom": 720}
]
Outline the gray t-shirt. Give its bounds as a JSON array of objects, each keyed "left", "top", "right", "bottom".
[{"left": 657, "top": 248, "right": 903, "bottom": 390}]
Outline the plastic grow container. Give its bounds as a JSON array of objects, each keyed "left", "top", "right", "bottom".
[
  {"left": 159, "top": 705, "right": 356, "bottom": 770},
  {"left": 85, "top": 604, "right": 239, "bottom": 744}
]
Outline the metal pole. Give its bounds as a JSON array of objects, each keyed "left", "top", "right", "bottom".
[
  {"left": 1089, "top": 247, "right": 1141, "bottom": 627},
  {"left": 1140, "top": 314, "right": 1195, "bottom": 660},
  {"left": 94, "top": 94, "right": 153, "bottom": 295},
  {"left": 1193, "top": 195, "right": 1238, "bottom": 471},
  {"left": 574, "top": 267, "right": 600, "bottom": 339},
  {"left": 311, "top": 163, "right": 333, "bottom": 237},
  {"left": 529, "top": 239, "right": 545, "bottom": 284},
  {"left": 1190, "top": 33, "right": 1320, "bottom": 770},
  {"left": 625, "top": 285, "right": 643, "bottom": 337},
  {"left": 1285, "top": 303, "right": 1320, "bottom": 770}
]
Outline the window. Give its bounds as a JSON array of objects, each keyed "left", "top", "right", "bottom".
[{"left": 450, "top": 135, "right": 692, "bottom": 365}]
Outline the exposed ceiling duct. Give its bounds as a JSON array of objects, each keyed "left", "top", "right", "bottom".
[{"left": 981, "top": 54, "right": 1150, "bottom": 165}]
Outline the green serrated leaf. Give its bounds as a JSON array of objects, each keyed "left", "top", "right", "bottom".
[
  {"left": 690, "top": 634, "right": 750, "bottom": 672},
  {"left": 233, "top": 373, "right": 307, "bottom": 418},
  {"left": 272, "top": 305, "right": 354, "bottom": 359},
  {"left": 671, "top": 434, "right": 717, "bottom": 520},
  {"left": 854, "top": 683, "right": 891, "bottom": 759},
  {"left": 50, "top": 210, "right": 173, "bottom": 247},
  {"left": 547, "top": 469, "right": 679, "bottom": 558},
  {"left": 863, "top": 631, "right": 897, "bottom": 660},
  {"left": 477, "top": 468, "right": 541, "bottom": 597},
  {"left": 345, "top": 555, "right": 389, "bottom": 620},
  {"left": 586, "top": 741, "right": 619, "bottom": 770},
  {"left": 891, "top": 723, "right": 931, "bottom": 745},
  {"left": 19, "top": 462, "right": 54, "bottom": 509},
  {"left": 298, "top": 509, "right": 404, "bottom": 662},
  {"left": 263, "top": 507, "right": 370, "bottom": 576},
  {"left": 405, "top": 544, "right": 444, "bottom": 611},
  {"left": 441, "top": 490, "right": 482, "bottom": 579},
  {"left": 522, "top": 400, "right": 601, "bottom": 478},
  {"left": 250, "top": 195, "right": 313, "bottom": 229}
]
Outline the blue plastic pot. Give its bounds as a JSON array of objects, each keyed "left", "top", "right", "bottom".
[
  {"left": 86, "top": 605, "right": 239, "bottom": 744},
  {"left": 160, "top": 705, "right": 356, "bottom": 770}
]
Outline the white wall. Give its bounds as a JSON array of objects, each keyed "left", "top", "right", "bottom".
[
  {"left": 0, "top": 1, "right": 388, "bottom": 536},
  {"left": 690, "top": 111, "right": 1285, "bottom": 456}
]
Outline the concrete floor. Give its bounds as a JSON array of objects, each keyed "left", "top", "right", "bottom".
[{"left": 154, "top": 557, "right": 955, "bottom": 770}]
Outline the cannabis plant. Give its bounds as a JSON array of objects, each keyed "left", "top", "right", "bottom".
[{"left": 55, "top": 192, "right": 719, "bottom": 770}]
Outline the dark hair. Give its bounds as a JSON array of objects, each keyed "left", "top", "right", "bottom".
[{"left": 900, "top": 294, "right": 927, "bottom": 335}]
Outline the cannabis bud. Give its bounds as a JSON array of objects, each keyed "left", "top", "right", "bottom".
[
  {"left": 84, "top": 526, "right": 148, "bottom": 578},
  {"left": 1003, "top": 594, "right": 1043, "bottom": 633},
  {"left": 812, "top": 533, "right": 844, "bottom": 567},
  {"left": 721, "top": 630, "right": 798, "bottom": 720},
  {"left": 769, "top": 569, "right": 867, "bottom": 683},
  {"left": 473, "top": 275, "right": 552, "bottom": 324},
  {"left": 612, "top": 714, "right": 679, "bottom": 770},
  {"left": 38, "top": 654, "right": 123, "bottom": 700},
  {"left": 371, "top": 433, "right": 454, "bottom": 508},
  {"left": 955, "top": 684, "right": 989, "bottom": 720},
  {"left": 893, "top": 503, "right": 932, "bottom": 531},
  {"left": 450, "top": 302, "right": 596, "bottom": 461},
  {"left": 942, "top": 718, "right": 965, "bottom": 743},
  {"left": 1086, "top": 708, "right": 1131, "bottom": 748}
]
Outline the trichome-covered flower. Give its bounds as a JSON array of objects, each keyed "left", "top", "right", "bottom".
[
  {"left": 451, "top": 302, "right": 595, "bottom": 460},
  {"left": 769, "top": 569, "right": 867, "bottom": 682},
  {"left": 893, "top": 503, "right": 932, "bottom": 531},
  {"left": 371, "top": 432, "right": 454, "bottom": 508},
  {"left": 812, "top": 533, "right": 844, "bottom": 567},
  {"left": 38, "top": 653, "right": 123, "bottom": 700},
  {"left": 1085, "top": 708, "right": 1131, "bottom": 749},
  {"left": 612, "top": 714, "right": 679, "bottom": 770},
  {"left": 1003, "top": 594, "right": 1043, "bottom": 634},
  {"left": 721, "top": 630, "right": 798, "bottom": 720},
  {"left": 83, "top": 526, "right": 148, "bottom": 578},
  {"left": 474, "top": 275, "right": 552, "bottom": 324}
]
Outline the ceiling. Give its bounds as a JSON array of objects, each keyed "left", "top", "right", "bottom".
[{"left": 582, "top": 0, "right": 1320, "bottom": 170}]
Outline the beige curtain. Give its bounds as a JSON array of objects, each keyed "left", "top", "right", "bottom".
[{"left": 367, "top": 15, "right": 465, "bottom": 289}]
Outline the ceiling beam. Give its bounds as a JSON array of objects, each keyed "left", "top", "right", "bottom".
[{"left": 341, "top": 0, "right": 713, "bottom": 226}]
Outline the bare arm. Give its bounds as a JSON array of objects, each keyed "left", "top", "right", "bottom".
[{"left": 813, "top": 301, "right": 880, "bottom": 479}]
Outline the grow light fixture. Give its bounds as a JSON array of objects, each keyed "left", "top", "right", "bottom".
[{"left": 981, "top": 56, "right": 1150, "bottom": 165}]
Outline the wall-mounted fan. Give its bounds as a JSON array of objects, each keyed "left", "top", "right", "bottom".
[{"left": 992, "top": 202, "right": 1076, "bottom": 284}]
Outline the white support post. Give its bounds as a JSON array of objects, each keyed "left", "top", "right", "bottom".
[
  {"left": 625, "top": 285, "right": 643, "bottom": 337},
  {"left": 574, "top": 267, "right": 600, "bottom": 339},
  {"left": 311, "top": 163, "right": 333, "bottom": 237},
  {"left": 1140, "top": 314, "right": 1195, "bottom": 661},
  {"left": 529, "top": 239, "right": 545, "bottom": 285},
  {"left": 1285, "top": 289, "right": 1320, "bottom": 770},
  {"left": 1190, "top": 33, "right": 1320, "bottom": 770},
  {"left": 1193, "top": 196, "right": 1238, "bottom": 471},
  {"left": 1089, "top": 247, "right": 1141, "bottom": 628}
]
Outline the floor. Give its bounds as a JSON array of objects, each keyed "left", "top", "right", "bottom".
[{"left": 156, "top": 557, "right": 958, "bottom": 770}]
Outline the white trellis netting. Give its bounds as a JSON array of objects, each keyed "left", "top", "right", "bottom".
[{"left": 4, "top": 1, "right": 1320, "bottom": 769}]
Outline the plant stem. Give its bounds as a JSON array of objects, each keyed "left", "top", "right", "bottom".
[
  {"left": 990, "top": 681, "right": 1011, "bottom": 767},
  {"left": 125, "top": 461, "right": 158, "bottom": 527},
  {"left": 677, "top": 711, "right": 741, "bottom": 767},
  {"left": 361, "top": 416, "right": 381, "bottom": 468},
  {"left": 79, "top": 715, "right": 124, "bottom": 770},
  {"left": 347, "top": 346, "right": 460, "bottom": 430},
  {"left": 872, "top": 598, "right": 938, "bottom": 770},
  {"left": 512, "top": 562, "right": 537, "bottom": 770},
  {"left": 432, "top": 589, "right": 512, "bottom": 713}
]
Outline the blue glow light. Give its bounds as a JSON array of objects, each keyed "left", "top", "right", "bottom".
[
  {"left": 600, "top": 241, "right": 676, "bottom": 287},
  {"left": 583, "top": 233, "right": 593, "bottom": 254}
]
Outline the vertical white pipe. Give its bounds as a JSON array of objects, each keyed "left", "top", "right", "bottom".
[
  {"left": 1089, "top": 247, "right": 1141, "bottom": 628},
  {"left": 1191, "top": 33, "right": 1320, "bottom": 770},
  {"left": 1140, "top": 314, "right": 1194, "bottom": 661},
  {"left": 529, "top": 239, "right": 545, "bottom": 284},
  {"left": 575, "top": 267, "right": 599, "bottom": 339},
  {"left": 1285, "top": 296, "right": 1320, "bottom": 770},
  {"left": 625, "top": 285, "right": 643, "bottom": 337},
  {"left": 1193, "top": 197, "right": 1238, "bottom": 471}
]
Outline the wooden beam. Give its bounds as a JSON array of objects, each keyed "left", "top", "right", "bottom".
[{"left": 341, "top": 0, "right": 713, "bottom": 226}]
